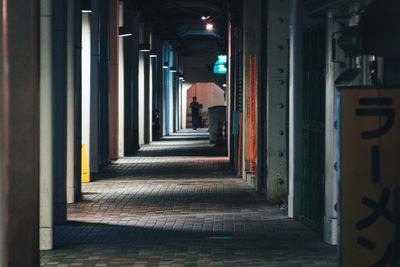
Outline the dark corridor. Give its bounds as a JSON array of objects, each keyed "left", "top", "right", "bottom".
[{"left": 41, "top": 131, "right": 336, "bottom": 266}]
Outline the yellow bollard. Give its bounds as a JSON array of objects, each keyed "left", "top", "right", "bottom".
[{"left": 81, "top": 144, "right": 90, "bottom": 183}]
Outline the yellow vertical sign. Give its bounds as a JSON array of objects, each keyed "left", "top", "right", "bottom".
[
  {"left": 341, "top": 88, "right": 399, "bottom": 266},
  {"left": 81, "top": 143, "right": 90, "bottom": 183}
]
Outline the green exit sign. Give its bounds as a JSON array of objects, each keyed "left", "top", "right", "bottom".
[{"left": 214, "top": 54, "right": 227, "bottom": 74}]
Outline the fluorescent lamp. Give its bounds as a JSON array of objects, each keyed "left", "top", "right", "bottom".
[
  {"left": 170, "top": 67, "right": 177, "bottom": 72},
  {"left": 119, "top": 27, "right": 132, "bottom": 38},
  {"left": 149, "top": 50, "right": 158, "bottom": 58},
  {"left": 163, "top": 62, "right": 169, "bottom": 69},
  {"left": 82, "top": 0, "right": 92, "bottom": 13},
  {"left": 138, "top": 43, "right": 151, "bottom": 52}
]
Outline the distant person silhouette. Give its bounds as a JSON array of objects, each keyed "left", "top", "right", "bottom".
[{"left": 190, "top": 96, "right": 200, "bottom": 130}]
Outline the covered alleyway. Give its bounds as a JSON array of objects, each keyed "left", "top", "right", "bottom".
[
  {"left": 40, "top": 132, "right": 336, "bottom": 266},
  {"left": 2, "top": 0, "right": 400, "bottom": 266}
]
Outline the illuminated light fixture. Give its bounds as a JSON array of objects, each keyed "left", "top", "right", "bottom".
[
  {"left": 206, "top": 23, "right": 214, "bottom": 31},
  {"left": 149, "top": 50, "right": 158, "bottom": 58},
  {"left": 118, "top": 27, "right": 132, "bottom": 37},
  {"left": 138, "top": 43, "right": 151, "bottom": 52},
  {"left": 82, "top": 0, "right": 92, "bottom": 13},
  {"left": 163, "top": 62, "right": 169, "bottom": 69},
  {"left": 222, "top": 83, "right": 227, "bottom": 88},
  {"left": 201, "top": 15, "right": 210, "bottom": 20},
  {"left": 178, "top": 74, "right": 184, "bottom": 80},
  {"left": 170, "top": 67, "right": 177, "bottom": 72}
]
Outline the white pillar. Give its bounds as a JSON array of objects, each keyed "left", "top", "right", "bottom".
[
  {"left": 66, "top": 0, "right": 75, "bottom": 204},
  {"left": 139, "top": 52, "right": 145, "bottom": 145},
  {"left": 82, "top": 13, "right": 91, "bottom": 177},
  {"left": 40, "top": 0, "right": 54, "bottom": 250}
]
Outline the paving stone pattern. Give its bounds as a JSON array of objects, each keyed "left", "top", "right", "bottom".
[{"left": 41, "top": 131, "right": 338, "bottom": 266}]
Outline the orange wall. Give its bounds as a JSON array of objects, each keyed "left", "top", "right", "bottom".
[{"left": 185, "top": 83, "right": 225, "bottom": 128}]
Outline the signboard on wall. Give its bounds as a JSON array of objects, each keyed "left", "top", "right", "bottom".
[
  {"left": 340, "top": 88, "right": 399, "bottom": 266},
  {"left": 214, "top": 55, "right": 227, "bottom": 74}
]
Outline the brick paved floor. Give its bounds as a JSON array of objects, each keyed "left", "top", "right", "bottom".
[{"left": 41, "top": 131, "right": 338, "bottom": 266}]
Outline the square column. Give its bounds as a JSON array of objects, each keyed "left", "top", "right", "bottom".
[{"left": 1, "top": 0, "right": 40, "bottom": 265}]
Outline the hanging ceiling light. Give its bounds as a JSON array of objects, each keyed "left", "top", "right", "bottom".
[
  {"left": 170, "top": 67, "right": 177, "bottom": 73},
  {"left": 163, "top": 62, "right": 169, "bottom": 69},
  {"left": 118, "top": 26, "right": 132, "bottom": 37},
  {"left": 201, "top": 15, "right": 210, "bottom": 21},
  {"left": 81, "top": 0, "right": 92, "bottom": 13},
  {"left": 138, "top": 43, "right": 151, "bottom": 52},
  {"left": 149, "top": 50, "right": 158, "bottom": 58},
  {"left": 206, "top": 23, "right": 214, "bottom": 31}
]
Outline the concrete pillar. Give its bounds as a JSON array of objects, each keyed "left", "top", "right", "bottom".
[
  {"left": 109, "top": 0, "right": 119, "bottom": 160},
  {"left": 143, "top": 30, "right": 151, "bottom": 144},
  {"left": 66, "top": 0, "right": 76, "bottom": 204},
  {"left": 53, "top": 0, "right": 68, "bottom": 224},
  {"left": 288, "top": 0, "right": 304, "bottom": 218},
  {"left": 255, "top": 0, "right": 266, "bottom": 193},
  {"left": 227, "top": 20, "right": 233, "bottom": 164},
  {"left": 242, "top": 0, "right": 258, "bottom": 186},
  {"left": 40, "top": 0, "right": 54, "bottom": 250},
  {"left": 324, "top": 10, "right": 340, "bottom": 245},
  {"left": 74, "top": 0, "right": 83, "bottom": 201},
  {"left": 138, "top": 22, "right": 146, "bottom": 145},
  {"left": 90, "top": 0, "right": 110, "bottom": 171},
  {"left": 161, "top": 45, "right": 166, "bottom": 136},
  {"left": 90, "top": 0, "right": 100, "bottom": 172},
  {"left": 174, "top": 55, "right": 179, "bottom": 132},
  {"left": 82, "top": 13, "right": 92, "bottom": 178},
  {"left": 1, "top": 0, "right": 40, "bottom": 265},
  {"left": 98, "top": 0, "right": 110, "bottom": 167},
  {"left": 265, "top": 0, "right": 290, "bottom": 202},
  {"left": 0, "top": 4, "right": 3, "bottom": 260},
  {"left": 123, "top": 2, "right": 139, "bottom": 153},
  {"left": 118, "top": 1, "right": 125, "bottom": 157}
]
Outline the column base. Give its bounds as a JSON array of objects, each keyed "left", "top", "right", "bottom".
[
  {"left": 288, "top": 194, "right": 295, "bottom": 218},
  {"left": 40, "top": 227, "right": 53, "bottom": 250},
  {"left": 324, "top": 216, "right": 338, "bottom": 245}
]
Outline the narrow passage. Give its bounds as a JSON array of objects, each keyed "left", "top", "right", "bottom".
[{"left": 41, "top": 131, "right": 337, "bottom": 266}]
